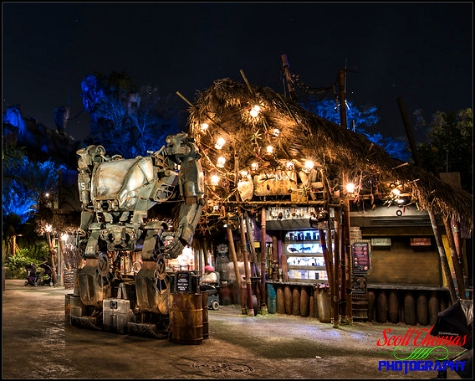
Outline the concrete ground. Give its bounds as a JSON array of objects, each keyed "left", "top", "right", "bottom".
[{"left": 2, "top": 279, "right": 463, "bottom": 379}]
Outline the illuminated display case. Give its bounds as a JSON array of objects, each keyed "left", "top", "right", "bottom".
[{"left": 284, "top": 230, "right": 328, "bottom": 284}]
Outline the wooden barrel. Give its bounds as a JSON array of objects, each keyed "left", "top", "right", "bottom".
[
  {"left": 428, "top": 291, "right": 439, "bottom": 326},
  {"left": 201, "top": 291, "right": 209, "bottom": 339},
  {"left": 309, "top": 294, "right": 315, "bottom": 318},
  {"left": 416, "top": 291, "right": 429, "bottom": 326},
  {"left": 367, "top": 290, "right": 376, "bottom": 322},
  {"left": 388, "top": 290, "right": 399, "bottom": 324},
  {"left": 300, "top": 287, "right": 309, "bottom": 317},
  {"left": 352, "top": 293, "right": 369, "bottom": 322},
  {"left": 292, "top": 287, "right": 300, "bottom": 316},
  {"left": 404, "top": 291, "right": 416, "bottom": 326},
  {"left": 169, "top": 293, "right": 203, "bottom": 345},
  {"left": 376, "top": 290, "right": 388, "bottom": 323},
  {"left": 284, "top": 285, "right": 292, "bottom": 315},
  {"left": 277, "top": 285, "right": 285, "bottom": 314}
]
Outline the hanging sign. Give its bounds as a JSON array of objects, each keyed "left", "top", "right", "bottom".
[
  {"left": 352, "top": 241, "right": 371, "bottom": 274},
  {"left": 410, "top": 237, "right": 431, "bottom": 246}
]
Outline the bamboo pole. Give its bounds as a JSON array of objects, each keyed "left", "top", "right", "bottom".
[
  {"left": 428, "top": 211, "right": 457, "bottom": 303},
  {"left": 244, "top": 211, "right": 259, "bottom": 277},
  {"left": 240, "top": 210, "right": 254, "bottom": 316},
  {"left": 260, "top": 207, "right": 268, "bottom": 313},
  {"left": 443, "top": 216, "right": 465, "bottom": 298},
  {"left": 227, "top": 224, "right": 245, "bottom": 313},
  {"left": 318, "top": 228, "right": 333, "bottom": 284}
]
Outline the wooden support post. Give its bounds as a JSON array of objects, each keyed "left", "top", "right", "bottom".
[
  {"left": 342, "top": 198, "right": 352, "bottom": 323},
  {"left": 46, "top": 231, "right": 58, "bottom": 287},
  {"left": 333, "top": 207, "right": 341, "bottom": 327}
]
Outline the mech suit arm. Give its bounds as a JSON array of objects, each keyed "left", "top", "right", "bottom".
[{"left": 161, "top": 134, "right": 205, "bottom": 258}]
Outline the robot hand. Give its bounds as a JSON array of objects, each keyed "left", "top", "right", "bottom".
[{"left": 163, "top": 235, "right": 186, "bottom": 259}]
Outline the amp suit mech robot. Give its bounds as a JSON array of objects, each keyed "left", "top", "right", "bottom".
[{"left": 73, "top": 132, "right": 205, "bottom": 337}]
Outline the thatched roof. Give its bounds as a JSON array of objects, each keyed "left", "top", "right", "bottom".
[{"left": 186, "top": 78, "right": 472, "bottom": 229}]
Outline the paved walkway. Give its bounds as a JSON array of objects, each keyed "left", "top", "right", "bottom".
[{"left": 2, "top": 279, "right": 461, "bottom": 379}]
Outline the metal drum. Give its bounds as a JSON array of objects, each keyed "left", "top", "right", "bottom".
[
  {"left": 292, "top": 286, "right": 300, "bottom": 316},
  {"left": 169, "top": 293, "right": 203, "bottom": 345}
]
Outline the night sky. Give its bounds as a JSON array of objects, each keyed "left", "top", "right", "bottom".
[{"left": 3, "top": 2, "right": 473, "bottom": 142}]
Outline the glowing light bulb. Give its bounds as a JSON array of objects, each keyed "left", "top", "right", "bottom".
[
  {"left": 240, "top": 170, "right": 249, "bottom": 178},
  {"left": 210, "top": 175, "right": 220, "bottom": 186},
  {"left": 286, "top": 161, "right": 295, "bottom": 170},
  {"left": 217, "top": 156, "right": 226, "bottom": 168},
  {"left": 304, "top": 160, "right": 314, "bottom": 171},
  {"left": 346, "top": 183, "right": 355, "bottom": 194},
  {"left": 215, "top": 137, "right": 226, "bottom": 149},
  {"left": 250, "top": 105, "right": 261, "bottom": 117},
  {"left": 266, "top": 145, "right": 274, "bottom": 154},
  {"left": 200, "top": 123, "right": 209, "bottom": 131},
  {"left": 251, "top": 162, "right": 259, "bottom": 171},
  {"left": 272, "top": 128, "right": 280, "bottom": 137}
]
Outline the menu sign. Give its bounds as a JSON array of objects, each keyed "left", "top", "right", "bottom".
[
  {"left": 352, "top": 242, "right": 371, "bottom": 274},
  {"left": 176, "top": 272, "right": 190, "bottom": 292}
]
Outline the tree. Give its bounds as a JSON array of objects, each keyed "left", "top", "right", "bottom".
[
  {"left": 416, "top": 108, "right": 473, "bottom": 193},
  {"left": 2, "top": 145, "right": 66, "bottom": 259},
  {"left": 300, "top": 97, "right": 411, "bottom": 162},
  {"left": 80, "top": 72, "right": 184, "bottom": 158}
]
